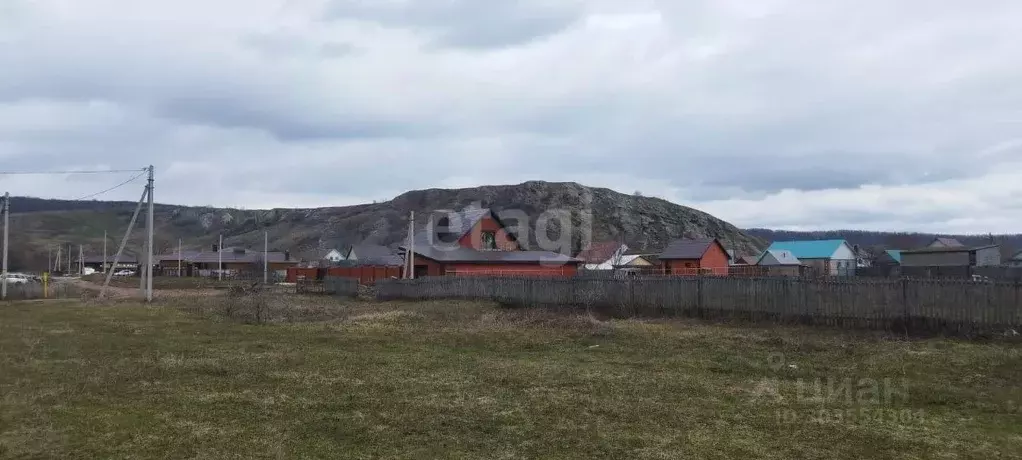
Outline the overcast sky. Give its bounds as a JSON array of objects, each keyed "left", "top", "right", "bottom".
[{"left": 1, "top": 0, "right": 1021, "bottom": 233}]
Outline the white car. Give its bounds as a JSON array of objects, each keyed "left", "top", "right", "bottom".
[
  {"left": 2, "top": 273, "right": 33, "bottom": 285},
  {"left": 113, "top": 269, "right": 136, "bottom": 277}
]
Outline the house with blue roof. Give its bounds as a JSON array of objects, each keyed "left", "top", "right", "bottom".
[{"left": 763, "top": 239, "right": 857, "bottom": 276}]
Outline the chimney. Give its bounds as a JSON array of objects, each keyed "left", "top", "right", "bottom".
[
  {"left": 212, "top": 244, "right": 218, "bottom": 252},
  {"left": 285, "top": 250, "right": 291, "bottom": 261}
]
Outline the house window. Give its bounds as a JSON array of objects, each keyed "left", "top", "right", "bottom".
[
  {"left": 481, "top": 231, "right": 497, "bottom": 250},
  {"left": 685, "top": 262, "right": 693, "bottom": 268}
]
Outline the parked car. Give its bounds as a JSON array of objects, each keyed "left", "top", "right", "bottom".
[
  {"left": 2, "top": 273, "right": 34, "bottom": 285},
  {"left": 113, "top": 269, "right": 136, "bottom": 277}
]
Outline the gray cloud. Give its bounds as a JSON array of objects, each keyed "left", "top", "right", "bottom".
[
  {"left": 1, "top": 0, "right": 1022, "bottom": 232},
  {"left": 324, "top": 0, "right": 583, "bottom": 49}
]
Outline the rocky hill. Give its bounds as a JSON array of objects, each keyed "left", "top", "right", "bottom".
[{"left": 2, "top": 181, "right": 765, "bottom": 270}]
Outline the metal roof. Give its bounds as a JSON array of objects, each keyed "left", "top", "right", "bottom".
[
  {"left": 930, "top": 237, "right": 964, "bottom": 247},
  {"left": 406, "top": 242, "right": 578, "bottom": 264},
  {"left": 347, "top": 243, "right": 404, "bottom": 266},
  {"left": 766, "top": 240, "right": 848, "bottom": 259},
  {"left": 756, "top": 249, "right": 801, "bottom": 266},
  {"left": 79, "top": 255, "right": 138, "bottom": 264},
  {"left": 901, "top": 245, "right": 998, "bottom": 255},
  {"left": 885, "top": 250, "right": 902, "bottom": 263},
  {"left": 658, "top": 238, "right": 721, "bottom": 260},
  {"left": 154, "top": 249, "right": 297, "bottom": 264}
]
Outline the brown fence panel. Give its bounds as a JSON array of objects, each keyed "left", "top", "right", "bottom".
[{"left": 375, "top": 275, "right": 1022, "bottom": 334}]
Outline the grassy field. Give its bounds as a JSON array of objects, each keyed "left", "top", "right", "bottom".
[
  {"left": 1, "top": 297, "right": 1020, "bottom": 459},
  {"left": 80, "top": 274, "right": 244, "bottom": 290}
]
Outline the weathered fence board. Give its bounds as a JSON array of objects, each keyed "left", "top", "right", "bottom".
[{"left": 376, "top": 276, "right": 1022, "bottom": 334}]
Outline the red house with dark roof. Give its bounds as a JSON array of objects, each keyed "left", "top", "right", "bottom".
[
  {"left": 657, "top": 238, "right": 729, "bottom": 276},
  {"left": 401, "top": 208, "right": 580, "bottom": 277}
]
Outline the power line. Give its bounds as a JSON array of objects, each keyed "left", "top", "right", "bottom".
[
  {"left": 0, "top": 168, "right": 146, "bottom": 176},
  {"left": 72, "top": 170, "right": 148, "bottom": 201}
]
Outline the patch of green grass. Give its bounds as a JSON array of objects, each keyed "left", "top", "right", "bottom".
[{"left": 1, "top": 298, "right": 1020, "bottom": 459}]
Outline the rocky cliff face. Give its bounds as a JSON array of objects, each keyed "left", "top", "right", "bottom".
[{"left": 4, "top": 181, "right": 764, "bottom": 270}]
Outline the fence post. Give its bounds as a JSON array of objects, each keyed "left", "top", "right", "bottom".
[
  {"left": 901, "top": 278, "right": 909, "bottom": 331},
  {"left": 697, "top": 275, "right": 704, "bottom": 316}
]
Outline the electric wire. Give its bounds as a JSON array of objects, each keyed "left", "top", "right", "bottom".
[
  {"left": 72, "top": 170, "right": 148, "bottom": 201},
  {"left": 0, "top": 168, "right": 145, "bottom": 175}
]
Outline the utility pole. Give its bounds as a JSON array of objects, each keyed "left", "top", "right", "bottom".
[
  {"left": 218, "top": 234, "right": 223, "bottom": 281},
  {"left": 66, "top": 244, "right": 71, "bottom": 275},
  {"left": 78, "top": 244, "right": 83, "bottom": 275},
  {"left": 145, "top": 165, "right": 154, "bottom": 302},
  {"left": 263, "top": 231, "right": 268, "bottom": 284},
  {"left": 2, "top": 192, "right": 9, "bottom": 300},
  {"left": 408, "top": 211, "right": 415, "bottom": 280},
  {"left": 100, "top": 187, "right": 147, "bottom": 299},
  {"left": 103, "top": 230, "right": 107, "bottom": 273}
]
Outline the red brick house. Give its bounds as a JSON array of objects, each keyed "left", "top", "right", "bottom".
[
  {"left": 401, "top": 208, "right": 580, "bottom": 277},
  {"left": 658, "top": 238, "right": 730, "bottom": 276}
]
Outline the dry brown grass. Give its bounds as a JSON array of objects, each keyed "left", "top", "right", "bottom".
[{"left": 1, "top": 296, "right": 1020, "bottom": 459}]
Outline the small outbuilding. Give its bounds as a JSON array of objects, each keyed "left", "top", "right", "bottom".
[
  {"left": 755, "top": 249, "right": 802, "bottom": 277},
  {"left": 657, "top": 238, "right": 730, "bottom": 276}
]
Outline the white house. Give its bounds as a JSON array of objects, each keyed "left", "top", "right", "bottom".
[
  {"left": 576, "top": 242, "right": 629, "bottom": 270},
  {"left": 324, "top": 249, "right": 345, "bottom": 263},
  {"left": 764, "top": 239, "right": 857, "bottom": 276}
]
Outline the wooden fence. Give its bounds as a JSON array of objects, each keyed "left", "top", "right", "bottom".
[
  {"left": 376, "top": 276, "right": 1022, "bottom": 334},
  {"left": 286, "top": 266, "right": 401, "bottom": 285},
  {"left": 2, "top": 282, "right": 81, "bottom": 300}
]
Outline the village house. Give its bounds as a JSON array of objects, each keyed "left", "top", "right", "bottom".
[
  {"left": 900, "top": 245, "right": 1001, "bottom": 268},
  {"left": 755, "top": 249, "right": 802, "bottom": 277},
  {"left": 344, "top": 243, "right": 403, "bottom": 266},
  {"left": 657, "top": 238, "right": 730, "bottom": 276},
  {"left": 77, "top": 255, "right": 139, "bottom": 273},
  {"left": 878, "top": 250, "right": 902, "bottom": 266},
  {"left": 154, "top": 246, "right": 299, "bottom": 278},
  {"left": 323, "top": 249, "right": 345, "bottom": 263},
  {"left": 575, "top": 242, "right": 629, "bottom": 270},
  {"left": 764, "top": 239, "right": 857, "bottom": 276},
  {"left": 401, "top": 208, "right": 580, "bottom": 277}
]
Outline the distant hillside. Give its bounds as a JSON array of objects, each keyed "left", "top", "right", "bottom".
[
  {"left": 745, "top": 228, "right": 1021, "bottom": 258},
  {"left": 3, "top": 182, "right": 765, "bottom": 271}
]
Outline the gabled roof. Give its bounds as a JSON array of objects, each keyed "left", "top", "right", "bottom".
[
  {"left": 929, "top": 237, "right": 964, "bottom": 248},
  {"left": 766, "top": 239, "right": 849, "bottom": 259},
  {"left": 401, "top": 207, "right": 577, "bottom": 265},
  {"left": 576, "top": 242, "right": 627, "bottom": 263},
  {"left": 183, "top": 249, "right": 296, "bottom": 264},
  {"left": 737, "top": 255, "right": 759, "bottom": 265},
  {"left": 885, "top": 250, "right": 902, "bottom": 263},
  {"left": 756, "top": 249, "right": 801, "bottom": 266},
  {"left": 434, "top": 208, "right": 497, "bottom": 240},
  {"left": 659, "top": 238, "right": 723, "bottom": 260},
  {"left": 347, "top": 243, "right": 404, "bottom": 266}
]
